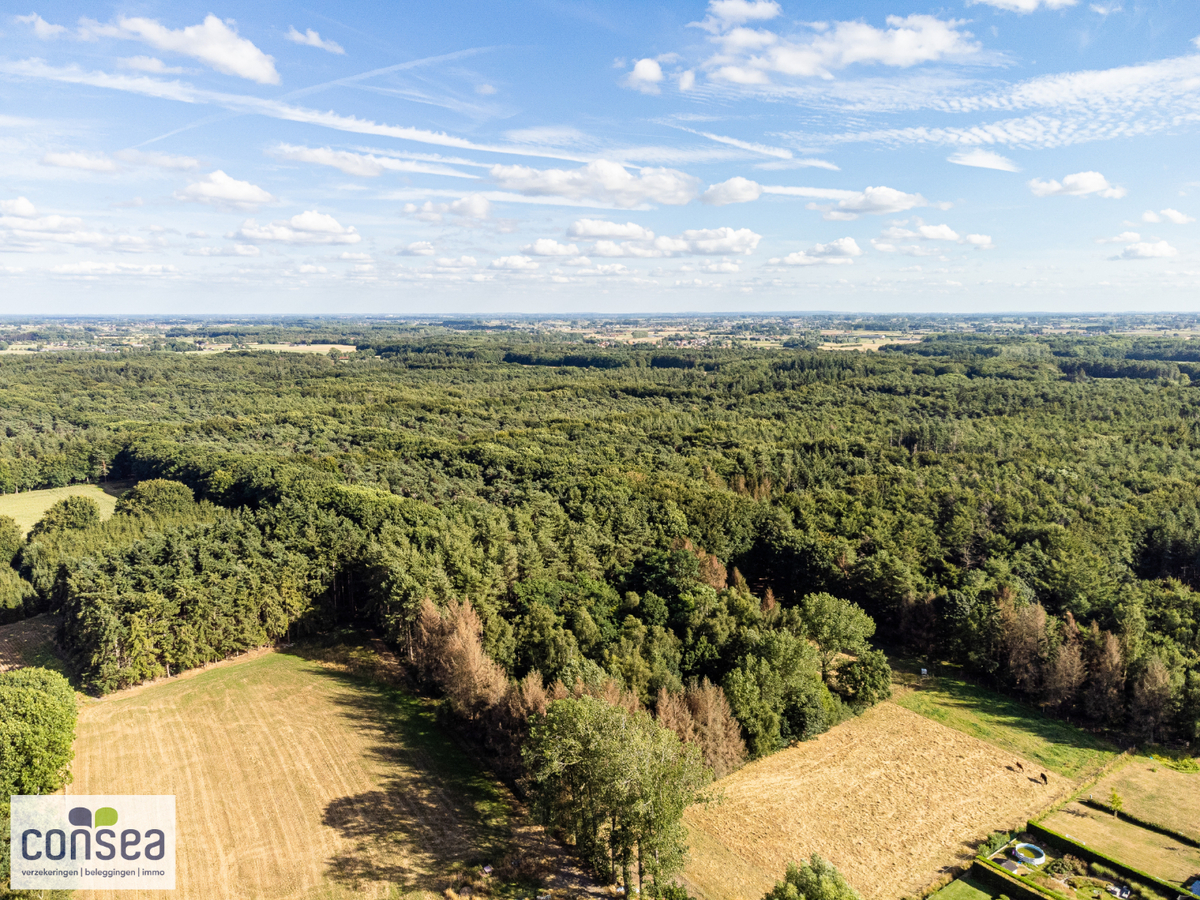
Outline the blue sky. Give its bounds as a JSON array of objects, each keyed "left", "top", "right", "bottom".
[{"left": 1, "top": 0, "right": 1198, "bottom": 314}]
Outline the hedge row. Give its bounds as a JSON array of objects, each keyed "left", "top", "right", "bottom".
[
  {"left": 970, "top": 859, "right": 1069, "bottom": 900},
  {"left": 1076, "top": 799, "right": 1200, "bottom": 850}
]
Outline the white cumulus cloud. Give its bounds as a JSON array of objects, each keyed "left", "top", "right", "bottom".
[
  {"left": 799, "top": 185, "right": 928, "bottom": 220},
  {"left": 771, "top": 236, "right": 863, "bottom": 266},
  {"left": 401, "top": 241, "right": 436, "bottom": 256},
  {"left": 624, "top": 58, "right": 664, "bottom": 94},
  {"left": 403, "top": 193, "right": 491, "bottom": 223},
  {"left": 285, "top": 27, "right": 344, "bottom": 55},
  {"left": 588, "top": 226, "right": 760, "bottom": 258},
  {"left": 701, "top": 176, "right": 763, "bottom": 206},
  {"left": 568, "top": 219, "right": 655, "bottom": 240},
  {"left": 40, "top": 151, "right": 118, "bottom": 172},
  {"left": 80, "top": 14, "right": 279, "bottom": 84},
  {"left": 523, "top": 238, "right": 580, "bottom": 256},
  {"left": 1117, "top": 240, "right": 1177, "bottom": 259},
  {"left": 0, "top": 198, "right": 37, "bottom": 217},
  {"left": 185, "top": 244, "right": 260, "bottom": 257},
  {"left": 490, "top": 160, "right": 699, "bottom": 208},
  {"left": 176, "top": 171, "right": 274, "bottom": 210},
  {"left": 490, "top": 255, "right": 539, "bottom": 270},
  {"left": 1029, "top": 171, "right": 1126, "bottom": 198},
  {"left": 967, "top": 0, "right": 1077, "bottom": 12},
  {"left": 1097, "top": 231, "right": 1141, "bottom": 243},
  {"left": 948, "top": 149, "right": 1021, "bottom": 172},
  {"left": 693, "top": 0, "right": 782, "bottom": 33},
  {"left": 233, "top": 211, "right": 360, "bottom": 245},
  {"left": 703, "top": 14, "right": 979, "bottom": 85},
  {"left": 17, "top": 13, "right": 66, "bottom": 38},
  {"left": 1156, "top": 208, "right": 1195, "bottom": 224}
]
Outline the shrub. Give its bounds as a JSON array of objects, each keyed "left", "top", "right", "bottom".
[
  {"left": 980, "top": 831, "right": 1014, "bottom": 857},
  {"left": 115, "top": 479, "right": 196, "bottom": 517},
  {"left": 763, "top": 855, "right": 862, "bottom": 900},
  {"left": 28, "top": 495, "right": 100, "bottom": 537}
]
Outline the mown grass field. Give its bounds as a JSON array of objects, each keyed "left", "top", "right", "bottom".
[
  {"left": 891, "top": 662, "right": 1116, "bottom": 778},
  {"left": 1088, "top": 757, "right": 1200, "bottom": 843},
  {"left": 69, "top": 650, "right": 593, "bottom": 900},
  {"left": 681, "top": 702, "right": 1071, "bottom": 900},
  {"left": 0, "top": 483, "right": 119, "bottom": 534},
  {"left": 1044, "top": 802, "right": 1200, "bottom": 886}
]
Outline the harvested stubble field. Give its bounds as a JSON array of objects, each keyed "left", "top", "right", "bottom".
[
  {"left": 0, "top": 613, "right": 59, "bottom": 672},
  {"left": 0, "top": 483, "right": 118, "bottom": 534},
  {"left": 681, "top": 702, "right": 1071, "bottom": 900},
  {"left": 1087, "top": 758, "right": 1200, "bottom": 843},
  {"left": 1043, "top": 802, "right": 1200, "bottom": 885},
  {"left": 69, "top": 649, "right": 595, "bottom": 900}
]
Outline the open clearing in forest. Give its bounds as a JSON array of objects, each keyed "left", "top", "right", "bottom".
[
  {"left": 1086, "top": 757, "right": 1200, "bottom": 843},
  {"left": 892, "top": 661, "right": 1116, "bottom": 778},
  {"left": 0, "top": 483, "right": 119, "bottom": 534},
  {"left": 681, "top": 702, "right": 1074, "bottom": 900},
  {"left": 1043, "top": 802, "right": 1200, "bottom": 886},
  {"left": 0, "top": 613, "right": 60, "bottom": 672},
  {"left": 70, "top": 650, "right": 594, "bottom": 900}
]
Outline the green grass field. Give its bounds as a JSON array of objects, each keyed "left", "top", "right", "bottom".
[
  {"left": 0, "top": 483, "right": 120, "bottom": 534},
  {"left": 930, "top": 875, "right": 998, "bottom": 900},
  {"left": 892, "top": 661, "right": 1116, "bottom": 779}
]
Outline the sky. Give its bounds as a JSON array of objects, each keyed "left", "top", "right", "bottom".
[{"left": 0, "top": 0, "right": 1198, "bottom": 315}]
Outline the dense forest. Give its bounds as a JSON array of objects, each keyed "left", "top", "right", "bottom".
[{"left": 4, "top": 324, "right": 1200, "bottom": 757}]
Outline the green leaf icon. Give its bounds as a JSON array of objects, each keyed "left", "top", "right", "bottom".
[{"left": 95, "top": 807, "right": 118, "bottom": 827}]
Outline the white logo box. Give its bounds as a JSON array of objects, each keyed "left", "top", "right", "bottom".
[{"left": 10, "top": 795, "right": 176, "bottom": 890}]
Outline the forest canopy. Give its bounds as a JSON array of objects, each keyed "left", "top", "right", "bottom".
[{"left": 0, "top": 324, "right": 1198, "bottom": 750}]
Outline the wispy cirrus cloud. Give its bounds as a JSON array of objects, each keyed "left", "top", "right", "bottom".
[
  {"left": 269, "top": 144, "right": 478, "bottom": 179},
  {"left": 285, "top": 27, "right": 344, "bottom": 55}
]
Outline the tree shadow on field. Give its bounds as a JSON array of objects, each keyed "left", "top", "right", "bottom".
[
  {"left": 281, "top": 651, "right": 513, "bottom": 892},
  {"left": 890, "top": 656, "right": 1116, "bottom": 763}
]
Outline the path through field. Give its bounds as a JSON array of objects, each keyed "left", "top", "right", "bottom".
[
  {"left": 682, "top": 702, "right": 1073, "bottom": 900},
  {"left": 70, "top": 650, "right": 595, "bottom": 900}
]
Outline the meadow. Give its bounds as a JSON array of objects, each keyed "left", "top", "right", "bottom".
[
  {"left": 0, "top": 483, "right": 119, "bottom": 534},
  {"left": 680, "top": 702, "right": 1070, "bottom": 900},
  {"left": 68, "top": 649, "right": 594, "bottom": 900},
  {"left": 1086, "top": 757, "right": 1200, "bottom": 844},
  {"left": 891, "top": 663, "right": 1117, "bottom": 779}
]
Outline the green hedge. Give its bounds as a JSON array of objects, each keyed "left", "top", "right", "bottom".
[
  {"left": 970, "top": 859, "right": 1069, "bottom": 900},
  {"left": 1077, "top": 799, "right": 1200, "bottom": 849},
  {"left": 1025, "top": 822, "right": 1182, "bottom": 900}
]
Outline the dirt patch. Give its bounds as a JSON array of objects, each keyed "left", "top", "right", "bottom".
[{"left": 682, "top": 701, "right": 1073, "bottom": 900}]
